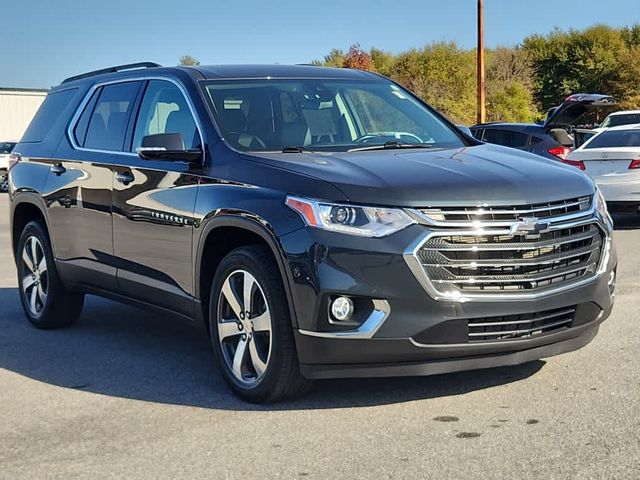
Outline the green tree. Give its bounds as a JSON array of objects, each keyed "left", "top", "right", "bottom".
[
  {"left": 370, "top": 48, "right": 395, "bottom": 77},
  {"left": 321, "top": 49, "right": 345, "bottom": 68},
  {"left": 610, "top": 45, "right": 640, "bottom": 109},
  {"left": 486, "top": 47, "right": 539, "bottom": 122},
  {"left": 487, "top": 82, "right": 538, "bottom": 123},
  {"left": 392, "top": 42, "right": 477, "bottom": 124},
  {"left": 179, "top": 55, "right": 200, "bottom": 66},
  {"left": 524, "top": 25, "right": 626, "bottom": 110},
  {"left": 311, "top": 23, "right": 640, "bottom": 124}
]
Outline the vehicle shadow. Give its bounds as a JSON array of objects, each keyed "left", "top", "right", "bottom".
[
  {"left": 0, "top": 288, "right": 544, "bottom": 411},
  {"left": 612, "top": 213, "right": 640, "bottom": 230}
]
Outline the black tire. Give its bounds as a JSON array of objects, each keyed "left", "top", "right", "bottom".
[
  {"left": 209, "top": 245, "right": 311, "bottom": 403},
  {"left": 16, "top": 221, "right": 84, "bottom": 329}
]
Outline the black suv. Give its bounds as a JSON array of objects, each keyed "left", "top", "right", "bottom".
[{"left": 9, "top": 63, "right": 616, "bottom": 402}]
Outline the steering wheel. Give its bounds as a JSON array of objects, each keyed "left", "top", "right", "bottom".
[{"left": 353, "top": 132, "right": 424, "bottom": 144}]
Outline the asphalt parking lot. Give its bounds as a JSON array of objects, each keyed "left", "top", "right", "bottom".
[{"left": 0, "top": 194, "right": 638, "bottom": 479}]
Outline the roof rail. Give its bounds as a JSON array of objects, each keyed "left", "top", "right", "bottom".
[{"left": 61, "top": 62, "right": 162, "bottom": 84}]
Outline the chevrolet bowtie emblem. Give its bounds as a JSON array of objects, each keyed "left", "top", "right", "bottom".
[{"left": 509, "top": 217, "right": 551, "bottom": 236}]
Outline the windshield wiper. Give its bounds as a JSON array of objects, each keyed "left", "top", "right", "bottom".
[
  {"left": 348, "top": 141, "right": 436, "bottom": 152},
  {"left": 282, "top": 146, "right": 315, "bottom": 153}
]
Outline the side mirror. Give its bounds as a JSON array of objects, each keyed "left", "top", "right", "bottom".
[{"left": 137, "top": 133, "right": 202, "bottom": 163}]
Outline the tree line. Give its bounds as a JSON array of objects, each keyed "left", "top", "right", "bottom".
[{"left": 311, "top": 24, "right": 640, "bottom": 125}]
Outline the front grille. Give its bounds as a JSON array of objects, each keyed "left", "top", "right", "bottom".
[
  {"left": 467, "top": 307, "right": 576, "bottom": 341},
  {"left": 413, "top": 197, "right": 605, "bottom": 297},
  {"left": 419, "top": 196, "right": 591, "bottom": 224}
]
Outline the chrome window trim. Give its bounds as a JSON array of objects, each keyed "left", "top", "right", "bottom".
[
  {"left": 403, "top": 207, "right": 611, "bottom": 303},
  {"left": 297, "top": 300, "right": 390, "bottom": 339},
  {"left": 66, "top": 76, "right": 205, "bottom": 164}
]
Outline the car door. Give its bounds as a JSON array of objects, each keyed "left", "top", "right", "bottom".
[
  {"left": 112, "top": 79, "right": 202, "bottom": 316},
  {"left": 45, "top": 81, "right": 143, "bottom": 290}
]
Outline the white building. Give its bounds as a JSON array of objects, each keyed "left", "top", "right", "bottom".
[{"left": 0, "top": 87, "right": 48, "bottom": 141}]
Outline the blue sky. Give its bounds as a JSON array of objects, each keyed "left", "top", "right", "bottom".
[{"left": 2, "top": 0, "right": 639, "bottom": 88}]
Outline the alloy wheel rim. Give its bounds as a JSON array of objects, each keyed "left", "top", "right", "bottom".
[
  {"left": 217, "top": 269, "right": 272, "bottom": 385},
  {"left": 0, "top": 173, "right": 8, "bottom": 191},
  {"left": 21, "top": 236, "right": 48, "bottom": 316}
]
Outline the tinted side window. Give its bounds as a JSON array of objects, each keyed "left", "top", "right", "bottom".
[
  {"left": 73, "top": 89, "right": 101, "bottom": 147},
  {"left": 85, "top": 82, "right": 141, "bottom": 152},
  {"left": 131, "top": 80, "right": 199, "bottom": 151},
  {"left": 482, "top": 129, "right": 528, "bottom": 148},
  {"left": 21, "top": 88, "right": 78, "bottom": 143}
]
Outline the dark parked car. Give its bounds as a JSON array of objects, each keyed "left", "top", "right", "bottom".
[
  {"left": 471, "top": 94, "right": 616, "bottom": 163},
  {"left": 9, "top": 63, "right": 617, "bottom": 402}
]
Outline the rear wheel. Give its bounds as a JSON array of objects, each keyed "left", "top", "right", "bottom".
[
  {"left": 17, "top": 221, "right": 84, "bottom": 329},
  {"left": 209, "top": 245, "right": 311, "bottom": 403}
]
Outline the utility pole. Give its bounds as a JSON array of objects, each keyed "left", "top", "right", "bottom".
[{"left": 477, "top": 0, "right": 486, "bottom": 124}]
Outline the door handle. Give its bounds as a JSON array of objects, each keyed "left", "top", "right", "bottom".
[
  {"left": 115, "top": 171, "right": 134, "bottom": 185},
  {"left": 50, "top": 163, "right": 66, "bottom": 175}
]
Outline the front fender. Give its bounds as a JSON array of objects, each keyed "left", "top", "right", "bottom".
[{"left": 193, "top": 212, "right": 302, "bottom": 328}]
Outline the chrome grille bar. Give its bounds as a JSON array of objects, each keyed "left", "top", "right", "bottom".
[
  {"left": 416, "top": 196, "right": 592, "bottom": 227},
  {"left": 468, "top": 308, "right": 576, "bottom": 327},
  {"left": 421, "top": 225, "right": 598, "bottom": 251},
  {"left": 468, "top": 318, "right": 573, "bottom": 338},
  {"left": 430, "top": 264, "right": 592, "bottom": 284},
  {"left": 466, "top": 307, "right": 577, "bottom": 341},
  {"left": 421, "top": 244, "right": 599, "bottom": 268},
  {"left": 426, "top": 198, "right": 590, "bottom": 216}
]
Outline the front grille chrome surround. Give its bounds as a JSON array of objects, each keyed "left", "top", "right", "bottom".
[{"left": 404, "top": 196, "right": 612, "bottom": 302}]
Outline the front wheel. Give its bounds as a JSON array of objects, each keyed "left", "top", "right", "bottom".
[
  {"left": 17, "top": 221, "right": 84, "bottom": 329},
  {"left": 209, "top": 245, "right": 311, "bottom": 403}
]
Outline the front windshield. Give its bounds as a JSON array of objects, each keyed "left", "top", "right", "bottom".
[
  {"left": 202, "top": 79, "right": 464, "bottom": 152},
  {"left": 0, "top": 142, "right": 16, "bottom": 154},
  {"left": 601, "top": 113, "right": 640, "bottom": 128}
]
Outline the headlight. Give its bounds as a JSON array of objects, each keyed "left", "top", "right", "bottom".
[
  {"left": 595, "top": 186, "right": 613, "bottom": 230},
  {"left": 286, "top": 196, "right": 414, "bottom": 237},
  {"left": 595, "top": 186, "right": 610, "bottom": 217}
]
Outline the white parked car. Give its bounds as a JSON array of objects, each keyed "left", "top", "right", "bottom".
[
  {"left": 0, "top": 141, "right": 17, "bottom": 192},
  {"left": 565, "top": 125, "right": 640, "bottom": 214},
  {"left": 595, "top": 110, "right": 640, "bottom": 132},
  {"left": 573, "top": 110, "right": 640, "bottom": 148}
]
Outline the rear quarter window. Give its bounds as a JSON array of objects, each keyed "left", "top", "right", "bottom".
[{"left": 21, "top": 88, "right": 79, "bottom": 143}]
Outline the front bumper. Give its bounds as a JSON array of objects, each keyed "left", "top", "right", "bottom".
[
  {"left": 297, "top": 318, "right": 603, "bottom": 379},
  {"left": 280, "top": 212, "right": 617, "bottom": 380}
]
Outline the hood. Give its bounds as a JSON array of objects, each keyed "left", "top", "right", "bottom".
[
  {"left": 243, "top": 144, "right": 596, "bottom": 206},
  {"left": 543, "top": 93, "right": 616, "bottom": 130}
]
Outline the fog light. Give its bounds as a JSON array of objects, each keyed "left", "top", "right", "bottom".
[{"left": 331, "top": 296, "right": 354, "bottom": 321}]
